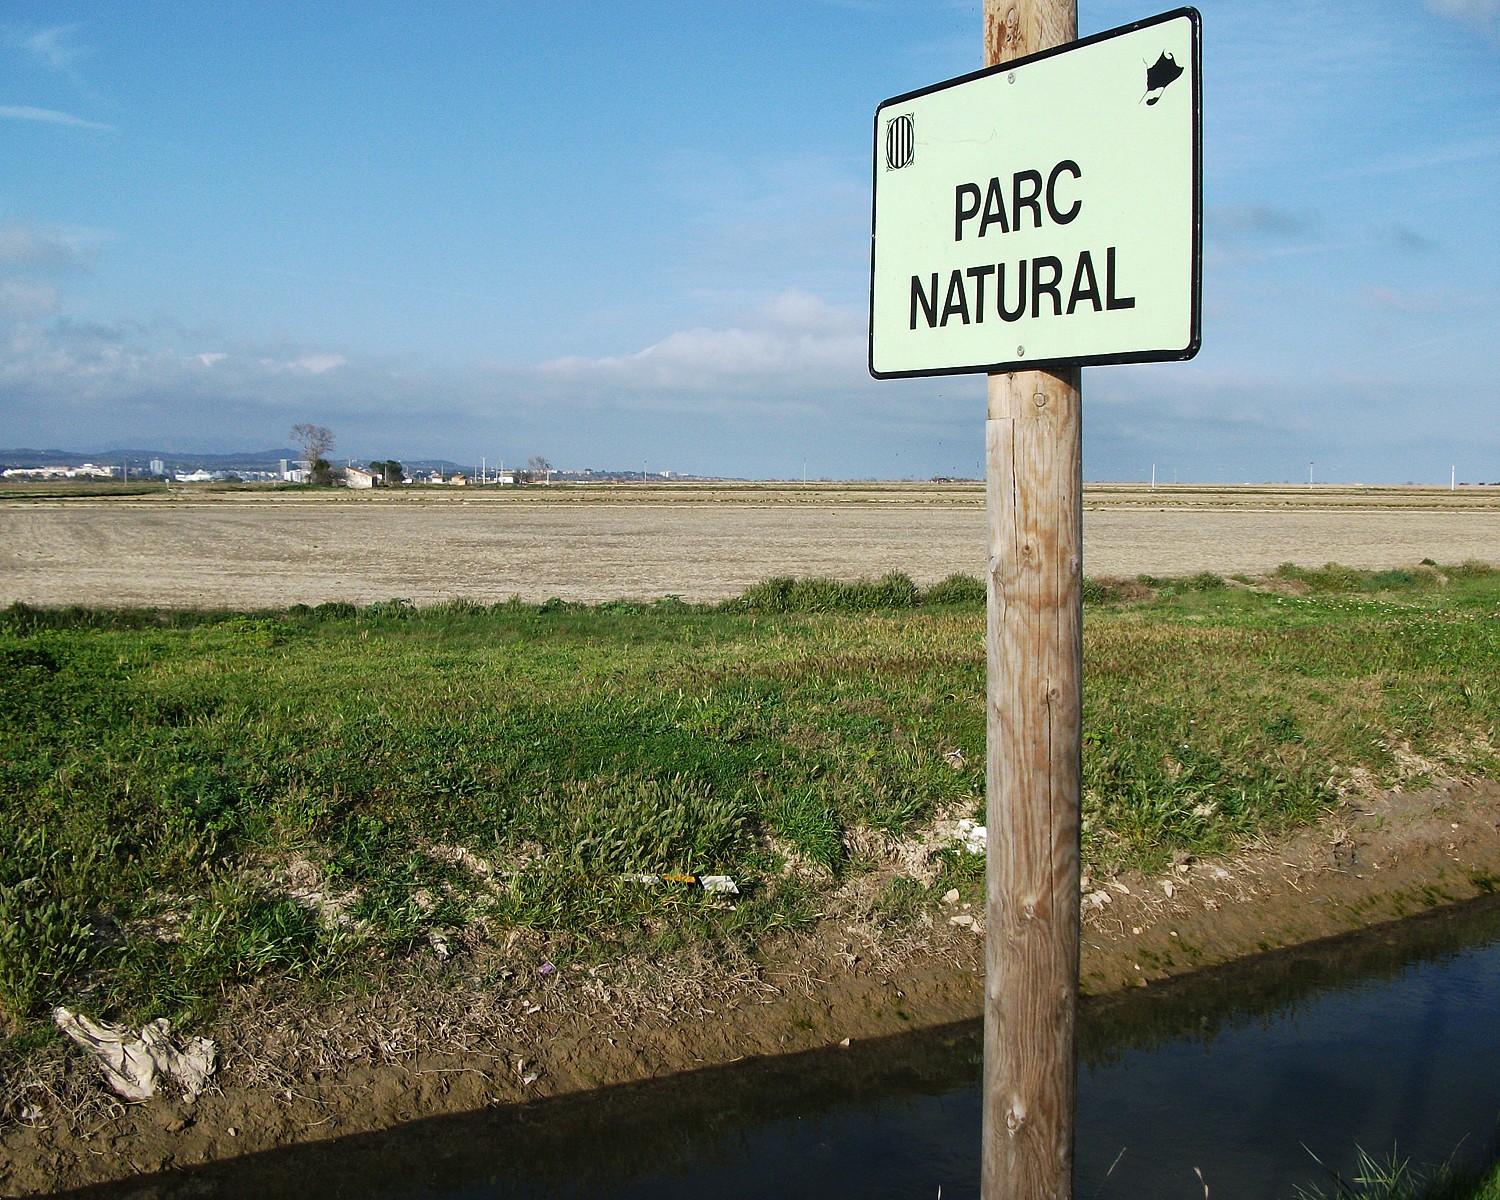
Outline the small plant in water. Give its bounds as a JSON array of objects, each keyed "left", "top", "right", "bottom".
[{"left": 1293, "top": 1144, "right": 1500, "bottom": 1200}]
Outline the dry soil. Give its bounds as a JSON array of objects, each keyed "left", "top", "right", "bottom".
[{"left": 3, "top": 482, "right": 1500, "bottom": 608}]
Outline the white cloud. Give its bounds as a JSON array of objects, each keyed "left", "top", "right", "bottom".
[
  {"left": 196, "top": 352, "right": 226, "bottom": 367},
  {"left": 289, "top": 352, "right": 347, "bottom": 374},
  {"left": 537, "top": 289, "right": 864, "bottom": 392},
  {"left": 0, "top": 105, "right": 113, "bottom": 131}
]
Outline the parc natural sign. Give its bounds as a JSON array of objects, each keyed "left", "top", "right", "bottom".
[{"left": 869, "top": 8, "right": 1201, "bottom": 378}]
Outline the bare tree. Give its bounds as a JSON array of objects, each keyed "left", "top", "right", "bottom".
[
  {"left": 290, "top": 423, "right": 333, "bottom": 464},
  {"left": 290, "top": 424, "right": 335, "bottom": 484},
  {"left": 527, "top": 455, "right": 552, "bottom": 484}
]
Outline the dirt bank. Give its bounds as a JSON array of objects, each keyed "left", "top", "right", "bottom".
[{"left": 4, "top": 778, "right": 1499, "bottom": 1196}]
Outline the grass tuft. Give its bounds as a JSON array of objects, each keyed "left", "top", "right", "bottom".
[
  {"left": 730, "top": 572, "right": 921, "bottom": 613},
  {"left": 1295, "top": 1145, "right": 1500, "bottom": 1200}
]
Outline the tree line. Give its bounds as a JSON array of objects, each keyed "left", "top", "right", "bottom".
[{"left": 291, "top": 424, "right": 553, "bottom": 486}]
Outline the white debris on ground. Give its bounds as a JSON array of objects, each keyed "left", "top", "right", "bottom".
[
  {"left": 946, "top": 818, "right": 987, "bottom": 856},
  {"left": 53, "top": 1008, "right": 216, "bottom": 1103},
  {"left": 621, "top": 873, "right": 740, "bottom": 895},
  {"left": 425, "top": 842, "right": 499, "bottom": 881},
  {"left": 833, "top": 808, "right": 988, "bottom": 900},
  {"left": 937, "top": 885, "right": 985, "bottom": 935},
  {"left": 279, "top": 855, "right": 366, "bottom": 930}
]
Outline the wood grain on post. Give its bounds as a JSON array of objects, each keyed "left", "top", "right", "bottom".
[{"left": 981, "top": 3, "right": 1082, "bottom": 1199}]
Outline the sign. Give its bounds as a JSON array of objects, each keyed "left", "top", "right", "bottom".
[{"left": 869, "top": 8, "right": 1201, "bottom": 379}]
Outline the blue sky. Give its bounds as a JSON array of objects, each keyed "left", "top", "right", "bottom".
[{"left": 2, "top": 1, "right": 1497, "bottom": 482}]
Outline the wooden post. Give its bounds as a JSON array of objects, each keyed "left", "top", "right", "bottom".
[{"left": 981, "top": 4, "right": 1082, "bottom": 1199}]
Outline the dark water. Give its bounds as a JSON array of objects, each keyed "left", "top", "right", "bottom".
[{"left": 65, "top": 893, "right": 1500, "bottom": 1200}]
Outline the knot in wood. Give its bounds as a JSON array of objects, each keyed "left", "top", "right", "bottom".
[
  {"left": 1006, "top": 1105, "right": 1026, "bottom": 1134},
  {"left": 984, "top": 5, "right": 1022, "bottom": 65}
]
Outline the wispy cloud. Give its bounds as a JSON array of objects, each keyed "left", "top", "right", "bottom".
[
  {"left": 0, "top": 220, "right": 102, "bottom": 271},
  {"left": 1363, "top": 285, "right": 1450, "bottom": 315},
  {"left": 0, "top": 105, "right": 113, "bottom": 131},
  {"left": 1208, "top": 205, "right": 1321, "bottom": 241},
  {"left": 1389, "top": 226, "right": 1441, "bottom": 255},
  {"left": 1325, "top": 132, "right": 1500, "bottom": 180},
  {"left": 8, "top": 24, "right": 91, "bottom": 71},
  {"left": 1423, "top": 0, "right": 1500, "bottom": 35},
  {"left": 286, "top": 352, "right": 347, "bottom": 375},
  {"left": 0, "top": 279, "right": 58, "bottom": 320},
  {"left": 537, "top": 290, "right": 865, "bottom": 393},
  {"left": 657, "top": 152, "right": 870, "bottom": 301}
]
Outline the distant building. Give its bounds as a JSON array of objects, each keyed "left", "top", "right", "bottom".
[
  {"left": 345, "top": 467, "right": 375, "bottom": 489},
  {"left": 3, "top": 463, "right": 117, "bottom": 480},
  {"left": 150, "top": 458, "right": 165, "bottom": 476}
]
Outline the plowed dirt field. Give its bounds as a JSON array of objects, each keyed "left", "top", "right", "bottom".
[{"left": 3, "top": 482, "right": 1499, "bottom": 608}]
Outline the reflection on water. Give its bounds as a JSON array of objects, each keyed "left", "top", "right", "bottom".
[
  {"left": 1079, "top": 892, "right": 1500, "bottom": 1198},
  {"left": 62, "top": 893, "right": 1500, "bottom": 1200}
]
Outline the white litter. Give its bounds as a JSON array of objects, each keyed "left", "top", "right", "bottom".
[
  {"left": 54, "top": 1008, "right": 216, "bottom": 1103},
  {"left": 949, "top": 819, "right": 987, "bottom": 856},
  {"left": 621, "top": 873, "right": 740, "bottom": 895}
]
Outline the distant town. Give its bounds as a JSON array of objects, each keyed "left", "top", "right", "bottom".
[{"left": 0, "top": 448, "right": 715, "bottom": 487}]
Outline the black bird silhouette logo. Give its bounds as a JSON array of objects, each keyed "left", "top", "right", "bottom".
[{"left": 1142, "top": 51, "right": 1183, "bottom": 105}]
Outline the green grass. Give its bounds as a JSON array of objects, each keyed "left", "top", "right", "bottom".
[
  {"left": 1295, "top": 1145, "right": 1500, "bottom": 1200},
  {"left": 2, "top": 563, "right": 1498, "bottom": 1036}
]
